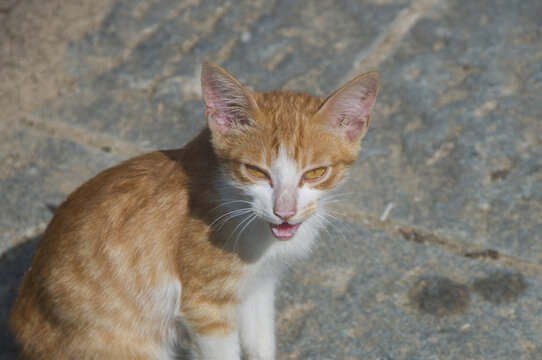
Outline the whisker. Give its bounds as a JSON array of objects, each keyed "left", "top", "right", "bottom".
[
  {"left": 313, "top": 213, "right": 334, "bottom": 250},
  {"left": 210, "top": 208, "right": 251, "bottom": 227},
  {"left": 209, "top": 208, "right": 252, "bottom": 230},
  {"left": 317, "top": 211, "right": 353, "bottom": 255},
  {"left": 207, "top": 199, "right": 253, "bottom": 214},
  {"left": 322, "top": 211, "right": 354, "bottom": 236},
  {"left": 321, "top": 207, "right": 358, "bottom": 224},
  {"left": 321, "top": 190, "right": 380, "bottom": 202},
  {"left": 233, "top": 214, "right": 259, "bottom": 254},
  {"left": 226, "top": 213, "right": 257, "bottom": 253},
  {"left": 210, "top": 199, "right": 253, "bottom": 205}
]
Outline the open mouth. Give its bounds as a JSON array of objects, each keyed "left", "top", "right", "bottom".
[{"left": 269, "top": 222, "right": 300, "bottom": 241}]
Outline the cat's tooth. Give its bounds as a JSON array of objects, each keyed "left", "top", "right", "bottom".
[{"left": 271, "top": 227, "right": 280, "bottom": 236}]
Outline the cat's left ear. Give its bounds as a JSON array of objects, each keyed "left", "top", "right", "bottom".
[
  {"left": 316, "top": 71, "right": 379, "bottom": 142},
  {"left": 201, "top": 62, "right": 258, "bottom": 135}
]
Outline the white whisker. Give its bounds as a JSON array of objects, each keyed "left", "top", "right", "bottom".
[
  {"left": 316, "top": 210, "right": 353, "bottom": 256},
  {"left": 321, "top": 190, "right": 380, "bottom": 202},
  {"left": 233, "top": 214, "right": 259, "bottom": 254},
  {"left": 226, "top": 213, "right": 257, "bottom": 253},
  {"left": 321, "top": 207, "right": 358, "bottom": 224},
  {"left": 313, "top": 213, "right": 334, "bottom": 250},
  {"left": 207, "top": 199, "right": 253, "bottom": 214},
  {"left": 209, "top": 208, "right": 253, "bottom": 230}
]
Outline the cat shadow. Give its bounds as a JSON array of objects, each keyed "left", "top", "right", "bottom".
[
  {"left": 162, "top": 143, "right": 273, "bottom": 265},
  {"left": 0, "top": 235, "right": 41, "bottom": 360}
]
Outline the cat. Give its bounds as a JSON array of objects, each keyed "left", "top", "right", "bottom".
[{"left": 10, "top": 62, "right": 378, "bottom": 360}]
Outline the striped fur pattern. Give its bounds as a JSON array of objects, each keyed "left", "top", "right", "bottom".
[{"left": 10, "top": 62, "right": 378, "bottom": 359}]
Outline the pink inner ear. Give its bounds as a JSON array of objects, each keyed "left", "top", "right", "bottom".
[
  {"left": 202, "top": 75, "right": 233, "bottom": 111},
  {"left": 201, "top": 65, "right": 254, "bottom": 135},
  {"left": 202, "top": 82, "right": 230, "bottom": 116},
  {"left": 202, "top": 76, "right": 235, "bottom": 134},
  {"left": 339, "top": 113, "right": 371, "bottom": 142},
  {"left": 326, "top": 77, "right": 378, "bottom": 142},
  {"left": 204, "top": 103, "right": 230, "bottom": 135}
]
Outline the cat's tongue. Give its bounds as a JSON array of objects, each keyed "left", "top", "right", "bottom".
[{"left": 269, "top": 222, "right": 300, "bottom": 241}]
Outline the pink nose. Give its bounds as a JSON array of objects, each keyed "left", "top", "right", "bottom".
[{"left": 274, "top": 209, "right": 295, "bottom": 221}]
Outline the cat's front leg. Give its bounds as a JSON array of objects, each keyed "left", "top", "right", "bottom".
[
  {"left": 239, "top": 280, "right": 276, "bottom": 360},
  {"left": 194, "top": 331, "right": 241, "bottom": 360}
]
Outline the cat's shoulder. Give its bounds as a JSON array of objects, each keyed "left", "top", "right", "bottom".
[{"left": 88, "top": 149, "right": 186, "bottom": 193}]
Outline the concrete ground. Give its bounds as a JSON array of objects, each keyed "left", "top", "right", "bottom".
[{"left": 1, "top": 0, "right": 541, "bottom": 358}]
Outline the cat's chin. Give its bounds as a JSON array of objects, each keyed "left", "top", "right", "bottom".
[{"left": 269, "top": 222, "right": 300, "bottom": 241}]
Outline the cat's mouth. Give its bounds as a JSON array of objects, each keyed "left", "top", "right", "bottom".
[{"left": 269, "top": 222, "right": 300, "bottom": 241}]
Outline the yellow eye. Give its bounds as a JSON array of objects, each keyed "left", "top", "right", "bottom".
[
  {"left": 303, "top": 167, "right": 327, "bottom": 181},
  {"left": 245, "top": 165, "right": 268, "bottom": 179}
]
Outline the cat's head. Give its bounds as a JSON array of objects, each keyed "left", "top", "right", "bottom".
[{"left": 201, "top": 62, "right": 378, "bottom": 241}]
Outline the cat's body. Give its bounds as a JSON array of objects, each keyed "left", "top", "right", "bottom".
[{"left": 10, "top": 63, "right": 378, "bottom": 359}]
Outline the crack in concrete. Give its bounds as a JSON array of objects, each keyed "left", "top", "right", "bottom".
[
  {"left": 333, "top": 204, "right": 542, "bottom": 279},
  {"left": 18, "top": 114, "right": 149, "bottom": 157}
]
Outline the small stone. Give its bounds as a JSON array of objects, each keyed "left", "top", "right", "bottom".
[
  {"left": 473, "top": 99, "right": 498, "bottom": 117},
  {"left": 241, "top": 30, "right": 251, "bottom": 43}
]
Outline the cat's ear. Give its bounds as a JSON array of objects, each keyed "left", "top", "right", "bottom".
[
  {"left": 201, "top": 62, "right": 258, "bottom": 135},
  {"left": 316, "top": 71, "right": 379, "bottom": 142}
]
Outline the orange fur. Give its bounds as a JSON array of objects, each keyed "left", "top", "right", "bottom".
[{"left": 10, "top": 63, "right": 378, "bottom": 359}]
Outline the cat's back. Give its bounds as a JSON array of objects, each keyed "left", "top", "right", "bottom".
[
  {"left": 31, "top": 148, "right": 191, "bottom": 262},
  {"left": 9, "top": 134, "right": 214, "bottom": 359}
]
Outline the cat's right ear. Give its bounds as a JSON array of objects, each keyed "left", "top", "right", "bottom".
[
  {"left": 315, "top": 71, "right": 379, "bottom": 143},
  {"left": 201, "top": 62, "right": 258, "bottom": 135}
]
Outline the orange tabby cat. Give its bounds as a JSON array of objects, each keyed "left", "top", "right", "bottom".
[{"left": 10, "top": 62, "right": 378, "bottom": 359}]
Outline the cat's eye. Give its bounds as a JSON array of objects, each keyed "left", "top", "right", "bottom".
[
  {"left": 245, "top": 165, "right": 269, "bottom": 179},
  {"left": 303, "top": 167, "right": 327, "bottom": 181}
]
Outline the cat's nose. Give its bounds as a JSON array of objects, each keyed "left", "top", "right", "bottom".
[{"left": 274, "top": 209, "right": 295, "bottom": 221}]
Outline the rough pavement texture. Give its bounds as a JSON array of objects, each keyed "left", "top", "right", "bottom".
[{"left": 1, "top": 0, "right": 541, "bottom": 359}]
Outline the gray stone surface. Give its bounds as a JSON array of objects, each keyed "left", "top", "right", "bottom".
[
  {"left": 0, "top": 124, "right": 122, "bottom": 255},
  {"left": 277, "top": 225, "right": 542, "bottom": 359},
  {"left": 343, "top": 0, "right": 542, "bottom": 263},
  {"left": 1, "top": 0, "right": 541, "bottom": 359},
  {"left": 44, "top": 0, "right": 413, "bottom": 149}
]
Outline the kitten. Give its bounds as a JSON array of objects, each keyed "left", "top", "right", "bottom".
[{"left": 10, "top": 62, "right": 378, "bottom": 360}]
